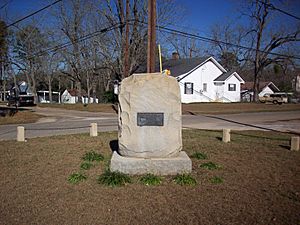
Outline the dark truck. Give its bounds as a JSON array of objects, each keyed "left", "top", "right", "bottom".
[{"left": 7, "top": 82, "right": 35, "bottom": 107}]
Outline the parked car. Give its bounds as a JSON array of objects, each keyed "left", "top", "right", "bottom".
[
  {"left": 7, "top": 81, "right": 35, "bottom": 107},
  {"left": 259, "top": 93, "right": 288, "bottom": 104}
]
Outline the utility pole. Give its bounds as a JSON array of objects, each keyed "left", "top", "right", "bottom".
[
  {"left": 147, "top": 0, "right": 156, "bottom": 73},
  {"left": 124, "top": 0, "right": 130, "bottom": 77}
]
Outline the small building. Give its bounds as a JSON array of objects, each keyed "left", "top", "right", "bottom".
[
  {"left": 163, "top": 56, "right": 245, "bottom": 103},
  {"left": 61, "top": 89, "right": 98, "bottom": 104},
  {"left": 241, "top": 82, "right": 280, "bottom": 102},
  {"left": 37, "top": 91, "right": 61, "bottom": 103}
]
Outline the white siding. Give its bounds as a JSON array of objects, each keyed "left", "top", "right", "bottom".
[
  {"left": 259, "top": 86, "right": 274, "bottom": 97},
  {"left": 222, "top": 76, "right": 242, "bottom": 102},
  {"left": 179, "top": 61, "right": 223, "bottom": 103},
  {"left": 61, "top": 90, "right": 76, "bottom": 104}
]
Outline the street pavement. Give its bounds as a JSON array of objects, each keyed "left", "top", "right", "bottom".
[{"left": 0, "top": 107, "right": 299, "bottom": 141}]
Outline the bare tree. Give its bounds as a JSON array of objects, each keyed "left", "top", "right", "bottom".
[
  {"left": 13, "top": 24, "right": 48, "bottom": 103},
  {"left": 245, "top": 0, "right": 300, "bottom": 101},
  {"left": 54, "top": 0, "right": 95, "bottom": 100},
  {"left": 0, "top": 20, "right": 8, "bottom": 101}
]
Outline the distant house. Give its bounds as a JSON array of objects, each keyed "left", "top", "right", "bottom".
[
  {"left": 241, "top": 82, "right": 280, "bottom": 102},
  {"left": 163, "top": 55, "right": 245, "bottom": 103},
  {"left": 61, "top": 89, "right": 98, "bottom": 104}
]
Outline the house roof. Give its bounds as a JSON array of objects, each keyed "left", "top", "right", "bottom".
[
  {"left": 166, "top": 56, "right": 228, "bottom": 80},
  {"left": 213, "top": 71, "right": 233, "bottom": 82},
  {"left": 241, "top": 82, "right": 280, "bottom": 92},
  {"left": 214, "top": 71, "right": 245, "bottom": 83},
  {"left": 163, "top": 57, "right": 208, "bottom": 77},
  {"left": 67, "top": 89, "right": 87, "bottom": 97},
  {"left": 134, "top": 56, "right": 244, "bottom": 83}
]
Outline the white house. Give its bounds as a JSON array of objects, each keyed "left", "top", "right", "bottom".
[
  {"left": 61, "top": 89, "right": 98, "bottom": 104},
  {"left": 163, "top": 56, "right": 245, "bottom": 103},
  {"left": 241, "top": 82, "right": 280, "bottom": 102}
]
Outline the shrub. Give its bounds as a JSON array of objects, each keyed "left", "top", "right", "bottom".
[
  {"left": 173, "top": 174, "right": 197, "bottom": 186},
  {"left": 103, "top": 91, "right": 117, "bottom": 103},
  {"left": 210, "top": 176, "right": 223, "bottom": 184},
  {"left": 97, "top": 170, "right": 131, "bottom": 187},
  {"left": 200, "top": 162, "right": 221, "bottom": 170},
  {"left": 139, "top": 174, "right": 162, "bottom": 186},
  {"left": 82, "top": 151, "right": 104, "bottom": 162},
  {"left": 80, "top": 162, "right": 94, "bottom": 170},
  {"left": 68, "top": 173, "right": 87, "bottom": 184},
  {"left": 191, "top": 152, "right": 208, "bottom": 160}
]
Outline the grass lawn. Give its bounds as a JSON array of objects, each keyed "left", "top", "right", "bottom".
[
  {"left": 0, "top": 109, "right": 43, "bottom": 125},
  {"left": 182, "top": 102, "right": 300, "bottom": 114},
  {"left": 0, "top": 130, "right": 299, "bottom": 225},
  {"left": 38, "top": 102, "right": 300, "bottom": 115},
  {"left": 38, "top": 103, "right": 117, "bottom": 113}
]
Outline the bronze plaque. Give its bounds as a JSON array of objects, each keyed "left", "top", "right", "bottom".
[{"left": 137, "top": 113, "right": 164, "bottom": 126}]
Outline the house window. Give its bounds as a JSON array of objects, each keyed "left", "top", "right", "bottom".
[
  {"left": 203, "top": 83, "right": 207, "bottom": 92},
  {"left": 184, "top": 82, "right": 193, "bottom": 94},
  {"left": 228, "top": 84, "right": 236, "bottom": 91}
]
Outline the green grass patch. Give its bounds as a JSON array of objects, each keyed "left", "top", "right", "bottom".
[
  {"left": 191, "top": 152, "right": 208, "bottom": 160},
  {"left": 200, "top": 162, "right": 221, "bottom": 170},
  {"left": 80, "top": 161, "right": 94, "bottom": 170},
  {"left": 210, "top": 176, "right": 223, "bottom": 184},
  {"left": 97, "top": 170, "right": 131, "bottom": 187},
  {"left": 68, "top": 173, "right": 87, "bottom": 184},
  {"left": 82, "top": 151, "right": 104, "bottom": 162},
  {"left": 173, "top": 174, "right": 197, "bottom": 186},
  {"left": 139, "top": 174, "right": 162, "bottom": 186}
]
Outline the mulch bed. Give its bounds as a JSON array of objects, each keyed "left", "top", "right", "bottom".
[{"left": 0, "top": 130, "right": 299, "bottom": 225}]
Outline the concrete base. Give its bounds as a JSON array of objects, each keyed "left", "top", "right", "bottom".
[{"left": 110, "top": 151, "right": 192, "bottom": 175}]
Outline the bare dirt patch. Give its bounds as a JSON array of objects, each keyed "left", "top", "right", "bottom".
[{"left": 0, "top": 130, "right": 299, "bottom": 225}]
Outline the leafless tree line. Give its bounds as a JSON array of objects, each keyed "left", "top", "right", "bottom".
[{"left": 0, "top": 0, "right": 299, "bottom": 103}]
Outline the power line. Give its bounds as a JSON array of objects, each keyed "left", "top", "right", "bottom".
[
  {"left": 5, "top": 0, "right": 62, "bottom": 28},
  {"left": 0, "top": 0, "right": 12, "bottom": 10},
  {"left": 134, "top": 21, "right": 300, "bottom": 60},
  {"left": 26, "top": 23, "right": 121, "bottom": 60},
  {"left": 257, "top": 0, "right": 300, "bottom": 21}
]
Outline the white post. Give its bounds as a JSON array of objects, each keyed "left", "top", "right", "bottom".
[
  {"left": 17, "top": 126, "right": 25, "bottom": 142},
  {"left": 90, "top": 123, "right": 97, "bottom": 137},
  {"left": 291, "top": 136, "right": 299, "bottom": 151},
  {"left": 222, "top": 129, "right": 230, "bottom": 143}
]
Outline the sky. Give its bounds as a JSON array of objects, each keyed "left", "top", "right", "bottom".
[
  {"left": 1, "top": 0, "right": 300, "bottom": 57},
  {"left": 2, "top": 0, "right": 299, "bottom": 35},
  {"left": 2, "top": 0, "right": 239, "bottom": 34}
]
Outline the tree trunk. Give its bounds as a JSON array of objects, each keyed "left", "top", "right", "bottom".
[
  {"left": 58, "top": 76, "right": 61, "bottom": 104},
  {"left": 86, "top": 71, "right": 90, "bottom": 104},
  {"left": 48, "top": 76, "right": 52, "bottom": 103},
  {"left": 75, "top": 81, "right": 82, "bottom": 103},
  {"left": 92, "top": 83, "right": 97, "bottom": 104},
  {"left": 31, "top": 74, "right": 38, "bottom": 104}
]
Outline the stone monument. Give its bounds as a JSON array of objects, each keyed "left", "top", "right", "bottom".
[{"left": 110, "top": 73, "right": 192, "bottom": 175}]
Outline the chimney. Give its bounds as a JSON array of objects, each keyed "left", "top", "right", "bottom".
[{"left": 172, "top": 52, "right": 179, "bottom": 60}]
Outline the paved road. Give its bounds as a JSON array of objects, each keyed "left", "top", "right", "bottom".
[{"left": 0, "top": 107, "right": 299, "bottom": 141}]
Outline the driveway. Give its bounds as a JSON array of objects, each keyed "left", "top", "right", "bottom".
[{"left": 0, "top": 107, "right": 299, "bottom": 140}]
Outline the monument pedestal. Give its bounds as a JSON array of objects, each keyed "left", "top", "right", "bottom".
[
  {"left": 112, "top": 73, "right": 192, "bottom": 175},
  {"left": 110, "top": 151, "right": 192, "bottom": 175}
]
